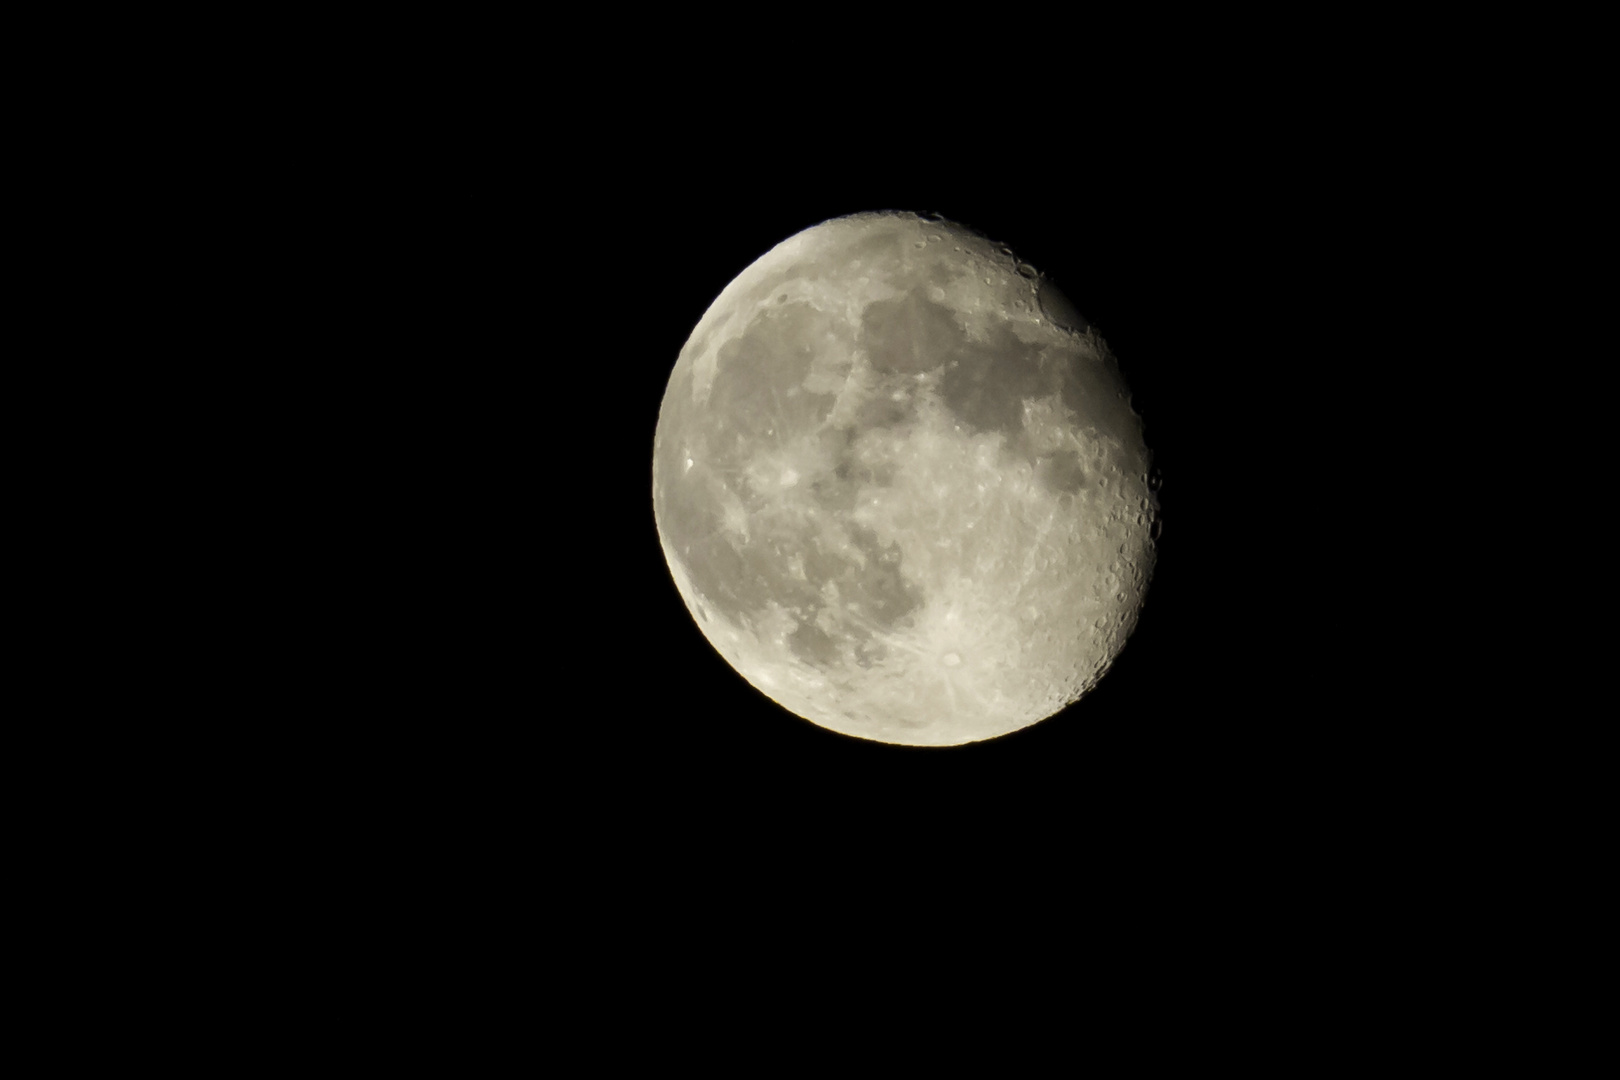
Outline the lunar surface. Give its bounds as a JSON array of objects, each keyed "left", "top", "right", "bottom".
[{"left": 652, "top": 211, "right": 1156, "bottom": 746}]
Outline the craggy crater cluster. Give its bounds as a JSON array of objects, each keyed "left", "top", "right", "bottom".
[{"left": 653, "top": 212, "right": 1154, "bottom": 746}]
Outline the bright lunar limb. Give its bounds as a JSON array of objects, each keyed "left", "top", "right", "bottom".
[{"left": 652, "top": 212, "right": 1156, "bottom": 746}]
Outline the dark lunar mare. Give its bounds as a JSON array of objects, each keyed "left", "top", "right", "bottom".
[{"left": 655, "top": 297, "right": 925, "bottom": 665}]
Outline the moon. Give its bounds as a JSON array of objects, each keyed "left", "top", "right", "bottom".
[{"left": 652, "top": 211, "right": 1156, "bottom": 746}]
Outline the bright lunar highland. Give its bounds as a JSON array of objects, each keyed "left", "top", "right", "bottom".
[{"left": 653, "top": 212, "right": 1156, "bottom": 746}]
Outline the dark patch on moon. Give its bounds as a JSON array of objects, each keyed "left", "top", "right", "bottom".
[
  {"left": 788, "top": 619, "right": 842, "bottom": 668},
  {"left": 1036, "top": 449, "right": 1087, "bottom": 493},
  {"left": 674, "top": 512, "right": 786, "bottom": 631},
  {"left": 659, "top": 421, "right": 922, "bottom": 669},
  {"left": 1054, "top": 345, "right": 1137, "bottom": 451},
  {"left": 674, "top": 263, "right": 815, "bottom": 378},
  {"left": 849, "top": 377, "right": 918, "bottom": 431},
  {"left": 782, "top": 517, "right": 924, "bottom": 670},
  {"left": 840, "top": 524, "right": 921, "bottom": 628},
  {"left": 938, "top": 320, "right": 1049, "bottom": 439},
  {"left": 655, "top": 465, "right": 719, "bottom": 569},
  {"left": 861, "top": 290, "right": 964, "bottom": 376},
  {"left": 1037, "top": 278, "right": 1088, "bottom": 333},
  {"left": 695, "top": 302, "right": 848, "bottom": 484},
  {"left": 853, "top": 638, "right": 888, "bottom": 670},
  {"left": 831, "top": 442, "right": 897, "bottom": 490}
]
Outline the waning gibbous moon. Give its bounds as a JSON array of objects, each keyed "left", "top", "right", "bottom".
[{"left": 652, "top": 211, "right": 1157, "bottom": 747}]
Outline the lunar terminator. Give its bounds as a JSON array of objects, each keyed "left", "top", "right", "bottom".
[{"left": 653, "top": 211, "right": 1155, "bottom": 746}]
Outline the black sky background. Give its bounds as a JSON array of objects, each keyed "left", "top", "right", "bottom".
[
  {"left": 60, "top": 20, "right": 1524, "bottom": 1013},
  {"left": 112, "top": 12, "right": 1572, "bottom": 1010}
]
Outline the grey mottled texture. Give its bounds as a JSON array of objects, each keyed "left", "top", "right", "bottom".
[{"left": 653, "top": 212, "right": 1154, "bottom": 746}]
